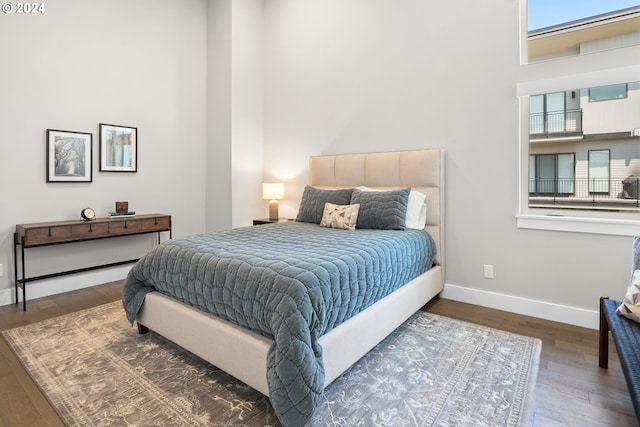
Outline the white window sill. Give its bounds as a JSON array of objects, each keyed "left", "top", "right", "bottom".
[{"left": 516, "top": 214, "right": 640, "bottom": 236}]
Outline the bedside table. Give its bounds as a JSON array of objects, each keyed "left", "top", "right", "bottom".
[{"left": 252, "top": 218, "right": 291, "bottom": 225}]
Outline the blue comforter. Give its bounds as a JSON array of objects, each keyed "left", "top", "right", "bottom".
[{"left": 122, "top": 221, "right": 436, "bottom": 426}]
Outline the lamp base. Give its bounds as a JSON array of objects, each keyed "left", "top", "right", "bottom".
[{"left": 268, "top": 200, "right": 279, "bottom": 220}]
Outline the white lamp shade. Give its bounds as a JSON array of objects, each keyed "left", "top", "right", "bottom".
[{"left": 263, "top": 183, "right": 285, "bottom": 200}]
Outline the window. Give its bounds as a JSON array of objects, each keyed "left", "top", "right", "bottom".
[
  {"left": 519, "top": 78, "right": 640, "bottom": 234},
  {"left": 525, "top": 83, "right": 638, "bottom": 213},
  {"left": 526, "top": 3, "right": 640, "bottom": 63},
  {"left": 530, "top": 92, "right": 566, "bottom": 134},
  {"left": 529, "top": 153, "right": 575, "bottom": 196},
  {"left": 589, "top": 83, "right": 628, "bottom": 102},
  {"left": 519, "top": 2, "right": 640, "bottom": 235},
  {"left": 588, "top": 150, "right": 610, "bottom": 193}
]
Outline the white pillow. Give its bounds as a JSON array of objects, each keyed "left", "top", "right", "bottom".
[
  {"left": 406, "top": 190, "right": 427, "bottom": 230},
  {"left": 357, "top": 186, "right": 426, "bottom": 230},
  {"left": 617, "top": 269, "right": 640, "bottom": 323}
]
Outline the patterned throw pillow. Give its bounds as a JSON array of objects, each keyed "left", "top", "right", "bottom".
[
  {"left": 320, "top": 203, "right": 360, "bottom": 231},
  {"left": 618, "top": 269, "right": 640, "bottom": 323},
  {"left": 631, "top": 236, "right": 640, "bottom": 283}
]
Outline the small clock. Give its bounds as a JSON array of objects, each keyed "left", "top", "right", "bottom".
[{"left": 81, "top": 208, "right": 96, "bottom": 221}]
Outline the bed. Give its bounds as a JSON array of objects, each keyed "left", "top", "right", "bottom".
[{"left": 122, "top": 148, "right": 445, "bottom": 426}]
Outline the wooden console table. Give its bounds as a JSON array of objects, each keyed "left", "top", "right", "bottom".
[{"left": 14, "top": 214, "right": 172, "bottom": 310}]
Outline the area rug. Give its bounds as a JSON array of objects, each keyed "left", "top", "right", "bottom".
[{"left": 2, "top": 301, "right": 541, "bottom": 427}]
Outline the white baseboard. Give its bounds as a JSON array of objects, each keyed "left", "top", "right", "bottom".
[
  {"left": 0, "top": 266, "right": 130, "bottom": 307},
  {"left": 441, "top": 283, "right": 599, "bottom": 330}
]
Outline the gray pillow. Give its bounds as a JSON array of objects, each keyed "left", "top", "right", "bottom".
[
  {"left": 350, "top": 187, "right": 410, "bottom": 230},
  {"left": 296, "top": 186, "right": 354, "bottom": 224}
]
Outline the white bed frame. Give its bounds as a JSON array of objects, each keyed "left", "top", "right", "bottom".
[{"left": 136, "top": 148, "right": 445, "bottom": 396}]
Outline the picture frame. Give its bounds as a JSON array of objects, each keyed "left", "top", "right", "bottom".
[
  {"left": 99, "top": 123, "right": 137, "bottom": 172},
  {"left": 47, "top": 129, "right": 93, "bottom": 182}
]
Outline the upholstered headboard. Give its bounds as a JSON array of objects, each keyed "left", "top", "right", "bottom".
[{"left": 308, "top": 148, "right": 445, "bottom": 272}]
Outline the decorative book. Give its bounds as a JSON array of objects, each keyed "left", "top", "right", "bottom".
[{"left": 108, "top": 211, "right": 136, "bottom": 218}]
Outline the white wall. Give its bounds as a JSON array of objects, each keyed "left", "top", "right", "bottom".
[
  {"left": 0, "top": 0, "right": 208, "bottom": 303},
  {"left": 261, "top": 0, "right": 638, "bottom": 328},
  {"left": 230, "top": 0, "right": 265, "bottom": 227},
  {"left": 206, "top": 0, "right": 233, "bottom": 231},
  {"left": 206, "top": 0, "right": 265, "bottom": 230}
]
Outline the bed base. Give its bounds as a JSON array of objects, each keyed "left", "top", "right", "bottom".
[
  {"left": 136, "top": 148, "right": 445, "bottom": 403},
  {"left": 136, "top": 264, "right": 442, "bottom": 396}
]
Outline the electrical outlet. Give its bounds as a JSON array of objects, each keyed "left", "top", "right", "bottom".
[{"left": 483, "top": 264, "right": 494, "bottom": 279}]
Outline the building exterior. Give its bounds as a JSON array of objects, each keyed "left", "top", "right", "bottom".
[{"left": 527, "top": 7, "right": 640, "bottom": 210}]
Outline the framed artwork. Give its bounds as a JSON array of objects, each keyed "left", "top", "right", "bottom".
[
  {"left": 99, "top": 123, "right": 137, "bottom": 172},
  {"left": 46, "top": 129, "right": 93, "bottom": 182}
]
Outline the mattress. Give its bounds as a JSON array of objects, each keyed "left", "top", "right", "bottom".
[{"left": 122, "top": 221, "right": 436, "bottom": 426}]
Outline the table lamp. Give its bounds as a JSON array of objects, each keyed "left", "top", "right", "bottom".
[{"left": 263, "top": 183, "right": 285, "bottom": 220}]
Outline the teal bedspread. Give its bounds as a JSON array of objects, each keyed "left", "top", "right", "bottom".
[{"left": 122, "top": 221, "right": 436, "bottom": 426}]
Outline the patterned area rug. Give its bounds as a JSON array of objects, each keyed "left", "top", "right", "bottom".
[{"left": 2, "top": 301, "right": 541, "bottom": 426}]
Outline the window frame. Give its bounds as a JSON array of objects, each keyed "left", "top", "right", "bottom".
[
  {"left": 516, "top": 66, "right": 640, "bottom": 236},
  {"left": 518, "top": 0, "right": 640, "bottom": 236}
]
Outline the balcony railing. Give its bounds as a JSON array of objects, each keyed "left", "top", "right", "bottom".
[
  {"left": 530, "top": 109, "right": 583, "bottom": 137},
  {"left": 529, "top": 177, "right": 640, "bottom": 210}
]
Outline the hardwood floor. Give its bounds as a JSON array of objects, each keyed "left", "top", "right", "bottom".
[{"left": 0, "top": 283, "right": 636, "bottom": 426}]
